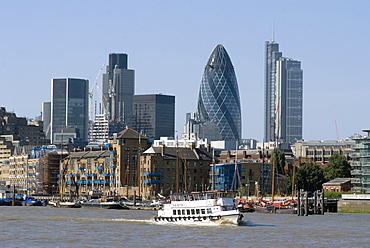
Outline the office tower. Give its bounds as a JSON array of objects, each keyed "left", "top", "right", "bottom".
[
  {"left": 42, "top": 102, "right": 51, "bottom": 140},
  {"left": 275, "top": 58, "right": 303, "bottom": 143},
  {"left": 264, "top": 40, "right": 282, "bottom": 142},
  {"left": 131, "top": 94, "right": 175, "bottom": 140},
  {"left": 102, "top": 53, "right": 135, "bottom": 126},
  {"left": 51, "top": 78, "right": 89, "bottom": 145},
  {"left": 264, "top": 40, "right": 303, "bottom": 143},
  {"left": 196, "top": 44, "right": 242, "bottom": 141}
]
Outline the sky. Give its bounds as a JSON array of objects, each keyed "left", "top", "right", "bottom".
[{"left": 1, "top": 1, "right": 369, "bottom": 142}]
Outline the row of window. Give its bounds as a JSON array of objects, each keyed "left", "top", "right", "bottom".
[{"left": 173, "top": 208, "right": 212, "bottom": 216}]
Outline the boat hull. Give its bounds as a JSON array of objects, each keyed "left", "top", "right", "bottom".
[{"left": 81, "top": 202, "right": 129, "bottom": 210}]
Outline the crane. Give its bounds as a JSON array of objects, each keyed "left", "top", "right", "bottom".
[{"left": 89, "top": 64, "right": 105, "bottom": 121}]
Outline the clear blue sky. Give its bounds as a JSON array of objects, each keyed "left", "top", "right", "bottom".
[{"left": 1, "top": 1, "right": 369, "bottom": 141}]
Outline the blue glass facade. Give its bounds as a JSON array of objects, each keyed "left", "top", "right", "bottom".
[{"left": 196, "top": 44, "right": 241, "bottom": 141}]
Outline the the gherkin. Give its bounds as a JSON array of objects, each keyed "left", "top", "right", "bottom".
[{"left": 196, "top": 44, "right": 242, "bottom": 141}]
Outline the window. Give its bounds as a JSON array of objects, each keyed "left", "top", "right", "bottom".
[
  {"left": 207, "top": 208, "right": 212, "bottom": 214},
  {"left": 177, "top": 210, "right": 181, "bottom": 215},
  {"left": 186, "top": 209, "right": 190, "bottom": 215},
  {"left": 191, "top": 209, "right": 195, "bottom": 215},
  {"left": 196, "top": 209, "right": 200, "bottom": 215},
  {"left": 173, "top": 210, "right": 176, "bottom": 215},
  {"left": 201, "top": 209, "right": 205, "bottom": 214},
  {"left": 125, "top": 147, "right": 130, "bottom": 151}
]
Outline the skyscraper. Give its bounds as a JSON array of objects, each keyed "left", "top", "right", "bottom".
[
  {"left": 102, "top": 53, "right": 135, "bottom": 126},
  {"left": 131, "top": 94, "right": 175, "bottom": 140},
  {"left": 275, "top": 58, "right": 303, "bottom": 143},
  {"left": 264, "top": 40, "right": 303, "bottom": 143},
  {"left": 51, "top": 78, "right": 89, "bottom": 144},
  {"left": 264, "top": 40, "right": 282, "bottom": 142},
  {"left": 196, "top": 44, "right": 242, "bottom": 141}
]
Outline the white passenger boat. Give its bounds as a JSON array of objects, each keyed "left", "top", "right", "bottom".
[{"left": 154, "top": 192, "right": 244, "bottom": 225}]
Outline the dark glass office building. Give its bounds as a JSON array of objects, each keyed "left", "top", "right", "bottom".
[
  {"left": 196, "top": 44, "right": 242, "bottom": 141},
  {"left": 51, "top": 78, "right": 89, "bottom": 144},
  {"left": 131, "top": 94, "right": 175, "bottom": 140},
  {"left": 102, "top": 53, "right": 135, "bottom": 126}
]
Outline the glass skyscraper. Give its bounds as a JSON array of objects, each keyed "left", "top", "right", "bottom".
[
  {"left": 131, "top": 94, "right": 175, "bottom": 140},
  {"left": 264, "top": 40, "right": 303, "bottom": 143},
  {"left": 196, "top": 44, "right": 241, "bottom": 141},
  {"left": 51, "top": 78, "right": 89, "bottom": 144},
  {"left": 102, "top": 53, "right": 135, "bottom": 126}
]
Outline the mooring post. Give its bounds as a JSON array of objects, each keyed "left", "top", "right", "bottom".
[{"left": 304, "top": 191, "right": 308, "bottom": 216}]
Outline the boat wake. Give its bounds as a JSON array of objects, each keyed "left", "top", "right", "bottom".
[{"left": 149, "top": 218, "right": 252, "bottom": 226}]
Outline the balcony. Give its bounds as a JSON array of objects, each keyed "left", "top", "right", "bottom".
[
  {"left": 351, "top": 161, "right": 370, "bottom": 167},
  {"left": 351, "top": 178, "right": 361, "bottom": 184},
  {"left": 351, "top": 170, "right": 362, "bottom": 175},
  {"left": 351, "top": 153, "right": 370, "bottom": 158}
]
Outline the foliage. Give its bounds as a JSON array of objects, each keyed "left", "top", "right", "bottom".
[
  {"left": 296, "top": 162, "right": 325, "bottom": 192},
  {"left": 324, "top": 191, "right": 356, "bottom": 198},
  {"left": 323, "top": 154, "right": 351, "bottom": 181},
  {"left": 237, "top": 186, "right": 248, "bottom": 197},
  {"left": 271, "top": 148, "right": 286, "bottom": 175}
]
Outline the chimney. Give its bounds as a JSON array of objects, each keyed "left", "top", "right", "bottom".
[
  {"left": 189, "top": 142, "right": 195, "bottom": 150},
  {"left": 161, "top": 144, "right": 165, "bottom": 156}
]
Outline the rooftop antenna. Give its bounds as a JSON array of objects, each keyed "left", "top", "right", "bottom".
[
  {"left": 272, "top": 22, "right": 275, "bottom": 42},
  {"left": 335, "top": 120, "right": 339, "bottom": 140}
]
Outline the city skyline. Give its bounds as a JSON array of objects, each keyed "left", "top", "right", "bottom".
[{"left": 1, "top": 1, "right": 370, "bottom": 141}]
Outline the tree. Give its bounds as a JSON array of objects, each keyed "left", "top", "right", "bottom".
[
  {"left": 324, "top": 154, "right": 351, "bottom": 181},
  {"left": 271, "top": 148, "right": 286, "bottom": 175},
  {"left": 296, "top": 162, "right": 325, "bottom": 192}
]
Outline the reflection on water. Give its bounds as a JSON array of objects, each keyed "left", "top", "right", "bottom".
[{"left": 0, "top": 207, "right": 369, "bottom": 247}]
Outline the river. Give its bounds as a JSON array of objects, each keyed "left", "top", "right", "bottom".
[{"left": 0, "top": 206, "right": 368, "bottom": 247}]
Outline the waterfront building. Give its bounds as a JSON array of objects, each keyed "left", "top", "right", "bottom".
[
  {"left": 131, "top": 94, "right": 175, "bottom": 140},
  {"left": 51, "top": 78, "right": 89, "bottom": 146},
  {"left": 210, "top": 162, "right": 266, "bottom": 196},
  {"left": 350, "top": 130, "right": 370, "bottom": 193},
  {"left": 61, "top": 127, "right": 152, "bottom": 198},
  {"left": 102, "top": 53, "right": 135, "bottom": 126},
  {"left": 216, "top": 150, "right": 273, "bottom": 195},
  {"left": 291, "top": 138, "right": 354, "bottom": 166},
  {"left": 9, "top": 147, "right": 31, "bottom": 194},
  {"left": 140, "top": 143, "right": 212, "bottom": 199},
  {"left": 110, "top": 127, "right": 152, "bottom": 197},
  {"left": 196, "top": 44, "right": 242, "bottom": 141},
  {"left": 322, "top": 178, "right": 352, "bottom": 192},
  {"left": 264, "top": 40, "right": 303, "bottom": 144}
]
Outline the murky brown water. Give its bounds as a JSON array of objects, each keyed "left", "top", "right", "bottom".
[{"left": 0, "top": 206, "right": 368, "bottom": 247}]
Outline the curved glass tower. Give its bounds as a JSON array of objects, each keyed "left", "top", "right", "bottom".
[{"left": 196, "top": 44, "right": 242, "bottom": 141}]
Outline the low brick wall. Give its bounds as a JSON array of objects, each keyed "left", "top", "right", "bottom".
[{"left": 338, "top": 199, "right": 370, "bottom": 213}]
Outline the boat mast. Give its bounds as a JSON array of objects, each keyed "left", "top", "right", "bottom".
[{"left": 230, "top": 141, "right": 241, "bottom": 192}]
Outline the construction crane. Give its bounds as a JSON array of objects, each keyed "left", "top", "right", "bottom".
[{"left": 89, "top": 64, "right": 105, "bottom": 121}]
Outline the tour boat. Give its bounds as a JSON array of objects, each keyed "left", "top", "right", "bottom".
[{"left": 154, "top": 191, "right": 244, "bottom": 225}]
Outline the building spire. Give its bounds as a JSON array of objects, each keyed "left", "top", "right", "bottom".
[{"left": 272, "top": 22, "right": 275, "bottom": 43}]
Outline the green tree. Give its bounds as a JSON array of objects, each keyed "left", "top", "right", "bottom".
[
  {"left": 324, "top": 154, "right": 351, "bottom": 181},
  {"left": 271, "top": 148, "right": 286, "bottom": 175},
  {"left": 296, "top": 162, "right": 325, "bottom": 192}
]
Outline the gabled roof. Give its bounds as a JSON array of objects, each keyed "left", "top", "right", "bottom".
[
  {"left": 116, "top": 127, "right": 149, "bottom": 140},
  {"left": 68, "top": 150, "right": 110, "bottom": 159},
  {"left": 143, "top": 146, "right": 212, "bottom": 161}
]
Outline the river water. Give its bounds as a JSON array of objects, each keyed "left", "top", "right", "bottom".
[{"left": 0, "top": 206, "right": 369, "bottom": 247}]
